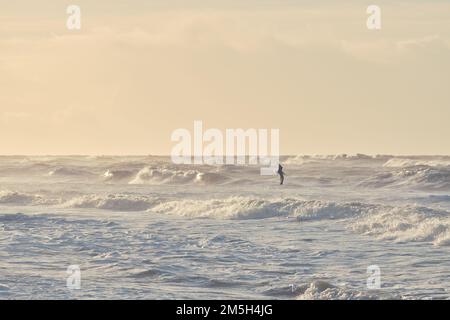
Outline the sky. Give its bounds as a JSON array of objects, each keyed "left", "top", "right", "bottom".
[{"left": 0, "top": 0, "right": 449, "bottom": 155}]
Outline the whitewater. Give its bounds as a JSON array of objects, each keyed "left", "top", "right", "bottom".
[{"left": 0, "top": 155, "right": 449, "bottom": 299}]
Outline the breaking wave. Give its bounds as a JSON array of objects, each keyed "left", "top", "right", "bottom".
[
  {"left": 0, "top": 190, "right": 59, "bottom": 206},
  {"left": 3, "top": 187, "right": 450, "bottom": 246},
  {"left": 62, "top": 194, "right": 160, "bottom": 211},
  {"left": 47, "top": 167, "right": 94, "bottom": 177},
  {"left": 129, "top": 167, "right": 229, "bottom": 185},
  {"left": 149, "top": 196, "right": 450, "bottom": 246},
  {"left": 0, "top": 190, "right": 160, "bottom": 211},
  {"left": 102, "top": 169, "right": 135, "bottom": 182},
  {"left": 352, "top": 205, "right": 450, "bottom": 246},
  {"left": 294, "top": 280, "right": 378, "bottom": 300},
  {"left": 148, "top": 197, "right": 374, "bottom": 220},
  {"left": 264, "top": 280, "right": 380, "bottom": 299}
]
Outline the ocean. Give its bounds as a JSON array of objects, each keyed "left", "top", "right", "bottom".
[{"left": 0, "top": 155, "right": 449, "bottom": 299}]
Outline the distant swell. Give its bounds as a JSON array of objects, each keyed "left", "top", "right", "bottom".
[
  {"left": 360, "top": 166, "right": 450, "bottom": 190},
  {"left": 285, "top": 154, "right": 389, "bottom": 165},
  {"left": 383, "top": 158, "right": 450, "bottom": 168}
]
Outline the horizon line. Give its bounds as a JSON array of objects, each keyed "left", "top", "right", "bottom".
[{"left": 0, "top": 154, "right": 449, "bottom": 157}]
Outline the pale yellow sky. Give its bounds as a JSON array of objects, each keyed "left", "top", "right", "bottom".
[{"left": 1, "top": 0, "right": 449, "bottom": 155}]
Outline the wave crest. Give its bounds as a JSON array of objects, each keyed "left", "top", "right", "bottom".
[
  {"left": 295, "top": 280, "right": 377, "bottom": 300},
  {"left": 0, "top": 190, "right": 58, "bottom": 206},
  {"left": 352, "top": 206, "right": 450, "bottom": 246},
  {"left": 63, "top": 194, "right": 159, "bottom": 211},
  {"left": 148, "top": 197, "right": 373, "bottom": 220},
  {"left": 129, "top": 167, "right": 228, "bottom": 185}
]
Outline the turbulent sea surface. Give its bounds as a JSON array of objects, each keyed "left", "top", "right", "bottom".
[{"left": 0, "top": 155, "right": 450, "bottom": 299}]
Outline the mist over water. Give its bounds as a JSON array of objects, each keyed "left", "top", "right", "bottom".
[{"left": 0, "top": 155, "right": 449, "bottom": 299}]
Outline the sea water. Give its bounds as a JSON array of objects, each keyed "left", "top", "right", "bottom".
[{"left": 0, "top": 155, "right": 449, "bottom": 299}]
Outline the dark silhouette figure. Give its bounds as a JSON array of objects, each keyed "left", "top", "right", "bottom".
[{"left": 277, "top": 164, "right": 285, "bottom": 185}]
